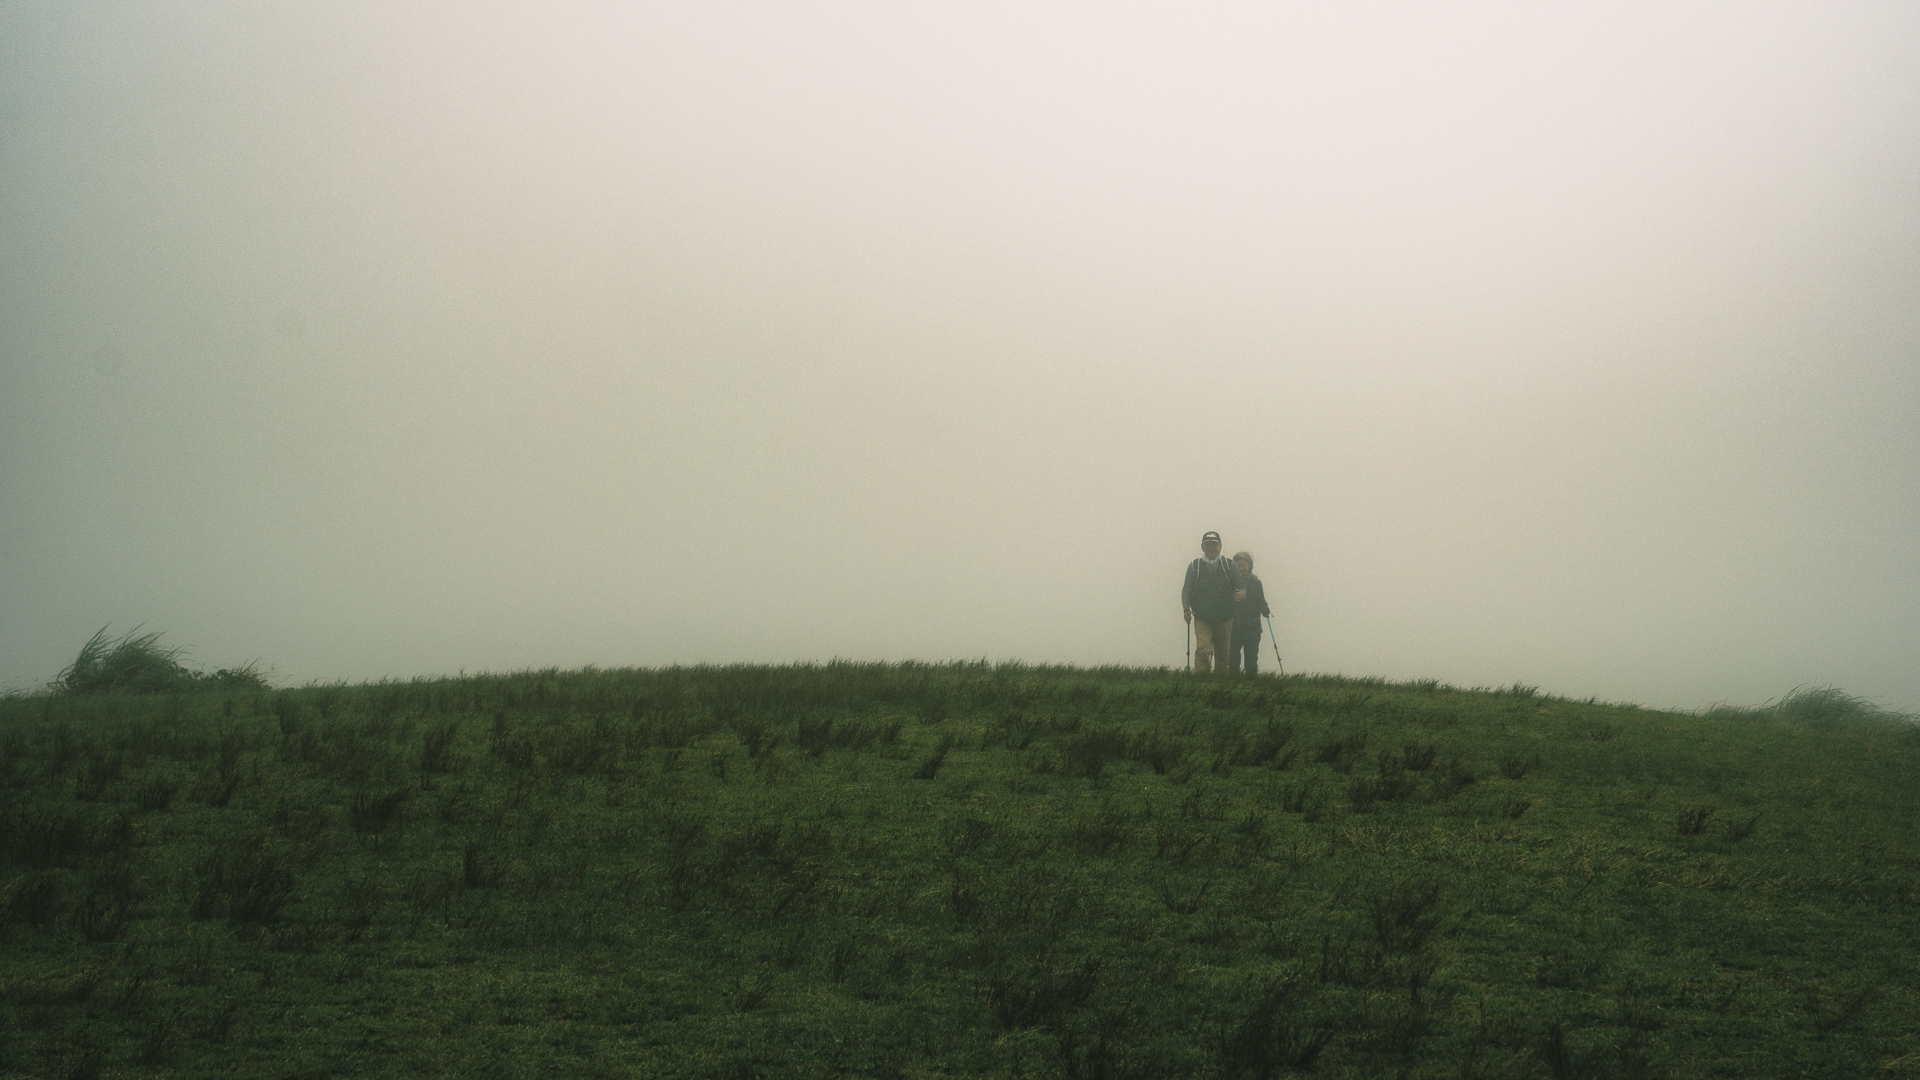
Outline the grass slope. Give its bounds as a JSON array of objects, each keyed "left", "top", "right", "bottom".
[{"left": 2, "top": 664, "right": 1916, "bottom": 1078}]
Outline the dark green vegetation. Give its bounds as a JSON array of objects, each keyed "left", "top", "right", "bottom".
[
  {"left": 48, "top": 626, "right": 269, "bottom": 697},
  {"left": 2, "top": 664, "right": 1916, "bottom": 1078}
]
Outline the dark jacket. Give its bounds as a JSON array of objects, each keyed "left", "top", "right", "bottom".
[
  {"left": 1181, "top": 556, "right": 1242, "bottom": 624},
  {"left": 1234, "top": 575, "right": 1271, "bottom": 638}
]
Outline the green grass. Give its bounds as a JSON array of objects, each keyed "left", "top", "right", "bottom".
[
  {"left": 1, "top": 663, "right": 1916, "bottom": 1078},
  {"left": 46, "top": 625, "right": 269, "bottom": 697}
]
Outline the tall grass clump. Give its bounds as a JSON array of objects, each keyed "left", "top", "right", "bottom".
[
  {"left": 50, "top": 626, "right": 268, "bottom": 695},
  {"left": 1703, "top": 684, "right": 1917, "bottom": 730}
]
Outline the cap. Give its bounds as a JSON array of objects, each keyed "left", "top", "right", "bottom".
[{"left": 1201, "top": 531, "right": 1222, "bottom": 544}]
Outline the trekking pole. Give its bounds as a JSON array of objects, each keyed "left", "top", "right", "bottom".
[
  {"left": 1185, "top": 618, "right": 1192, "bottom": 671},
  {"left": 1264, "top": 613, "right": 1284, "bottom": 677}
]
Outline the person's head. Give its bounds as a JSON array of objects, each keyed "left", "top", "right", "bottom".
[
  {"left": 1201, "top": 531, "right": 1222, "bottom": 556},
  {"left": 1233, "top": 551, "right": 1253, "bottom": 575}
]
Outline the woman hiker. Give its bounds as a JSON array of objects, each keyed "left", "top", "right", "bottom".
[{"left": 1228, "top": 550, "right": 1271, "bottom": 675}]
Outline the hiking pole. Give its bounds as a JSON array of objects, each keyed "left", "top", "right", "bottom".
[
  {"left": 1185, "top": 618, "right": 1192, "bottom": 671},
  {"left": 1264, "top": 613, "right": 1284, "bottom": 677}
]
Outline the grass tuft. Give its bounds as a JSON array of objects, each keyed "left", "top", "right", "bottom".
[
  {"left": 1217, "top": 976, "right": 1335, "bottom": 1076},
  {"left": 1676, "top": 803, "right": 1716, "bottom": 836},
  {"left": 913, "top": 735, "right": 957, "bottom": 779},
  {"left": 986, "top": 957, "right": 1102, "bottom": 1031},
  {"left": 52, "top": 626, "right": 269, "bottom": 695},
  {"left": 1704, "top": 684, "right": 1917, "bottom": 729},
  {"left": 1497, "top": 752, "right": 1538, "bottom": 780}
]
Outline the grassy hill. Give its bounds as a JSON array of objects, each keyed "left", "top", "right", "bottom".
[{"left": 2, "top": 662, "right": 1916, "bottom": 1078}]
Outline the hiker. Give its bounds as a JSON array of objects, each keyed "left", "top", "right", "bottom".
[
  {"left": 1181, "top": 531, "right": 1244, "bottom": 673},
  {"left": 1228, "top": 551, "right": 1271, "bottom": 674}
]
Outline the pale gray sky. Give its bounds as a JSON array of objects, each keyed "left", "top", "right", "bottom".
[{"left": 4, "top": 1, "right": 1917, "bottom": 712}]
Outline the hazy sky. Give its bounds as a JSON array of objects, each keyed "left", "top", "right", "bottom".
[{"left": 4, "top": 1, "right": 1917, "bottom": 713}]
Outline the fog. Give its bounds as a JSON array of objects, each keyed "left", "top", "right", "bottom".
[{"left": 4, "top": 1, "right": 1917, "bottom": 713}]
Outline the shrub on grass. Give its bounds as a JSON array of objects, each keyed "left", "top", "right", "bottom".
[
  {"left": 988, "top": 710, "right": 1043, "bottom": 751},
  {"left": 1063, "top": 807, "right": 1131, "bottom": 857},
  {"left": 1541, "top": 1022, "right": 1589, "bottom": 1079},
  {"left": 1703, "top": 684, "right": 1917, "bottom": 729},
  {"left": 1313, "top": 732, "right": 1367, "bottom": 772},
  {"left": 4, "top": 872, "right": 63, "bottom": 928},
  {"left": 1127, "top": 726, "right": 1188, "bottom": 775},
  {"left": 462, "top": 842, "right": 503, "bottom": 889},
  {"left": 52, "top": 626, "right": 268, "bottom": 695},
  {"left": 55, "top": 626, "right": 191, "bottom": 694},
  {"left": 796, "top": 715, "right": 836, "bottom": 758},
  {"left": 1721, "top": 813, "right": 1760, "bottom": 843},
  {"left": 1231, "top": 808, "right": 1272, "bottom": 859},
  {"left": 1216, "top": 976, "right": 1335, "bottom": 1077},
  {"left": 1281, "top": 778, "right": 1325, "bottom": 819},
  {"left": 941, "top": 813, "right": 998, "bottom": 857},
  {"left": 73, "top": 752, "right": 121, "bottom": 802},
  {"left": 1676, "top": 804, "right": 1715, "bottom": 836},
  {"left": 798, "top": 715, "right": 891, "bottom": 758},
  {"left": 135, "top": 775, "right": 181, "bottom": 811},
  {"left": 1349, "top": 766, "right": 1418, "bottom": 813},
  {"left": 191, "top": 840, "right": 298, "bottom": 924},
  {"left": 1, "top": 805, "right": 136, "bottom": 866},
  {"left": 349, "top": 789, "right": 409, "bottom": 835},
  {"left": 1241, "top": 720, "right": 1296, "bottom": 768},
  {"left": 948, "top": 872, "right": 984, "bottom": 929},
  {"left": 73, "top": 889, "right": 132, "bottom": 942},
  {"left": 1773, "top": 685, "right": 1918, "bottom": 728},
  {"left": 913, "top": 735, "right": 957, "bottom": 779},
  {"left": 1063, "top": 727, "right": 1127, "bottom": 778},
  {"left": 1428, "top": 756, "right": 1477, "bottom": 801},
  {"left": 1536, "top": 950, "right": 1603, "bottom": 991},
  {"left": 1497, "top": 752, "right": 1538, "bottom": 780},
  {"left": 827, "top": 933, "right": 861, "bottom": 983},
  {"left": 1155, "top": 875, "right": 1212, "bottom": 914},
  {"left": 1368, "top": 877, "right": 1444, "bottom": 957},
  {"left": 1397, "top": 742, "right": 1438, "bottom": 771},
  {"left": 418, "top": 720, "right": 462, "bottom": 775},
  {"left": 543, "top": 716, "right": 619, "bottom": 778},
  {"left": 1154, "top": 824, "right": 1209, "bottom": 863},
  {"left": 986, "top": 957, "right": 1102, "bottom": 1031}
]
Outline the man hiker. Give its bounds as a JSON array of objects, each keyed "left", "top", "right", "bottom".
[{"left": 1181, "top": 531, "right": 1244, "bottom": 673}]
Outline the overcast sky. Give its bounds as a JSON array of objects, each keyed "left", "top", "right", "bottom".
[{"left": 3, "top": 1, "right": 1916, "bottom": 713}]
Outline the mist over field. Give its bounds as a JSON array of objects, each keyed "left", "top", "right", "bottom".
[{"left": 3, "top": 1, "right": 1917, "bottom": 713}]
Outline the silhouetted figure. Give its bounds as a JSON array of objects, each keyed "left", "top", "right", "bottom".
[
  {"left": 1181, "top": 531, "right": 1243, "bottom": 673},
  {"left": 1228, "top": 551, "right": 1271, "bottom": 674}
]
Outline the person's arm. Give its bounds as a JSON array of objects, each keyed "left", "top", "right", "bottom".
[
  {"left": 1258, "top": 579, "right": 1271, "bottom": 618},
  {"left": 1180, "top": 560, "right": 1196, "bottom": 620}
]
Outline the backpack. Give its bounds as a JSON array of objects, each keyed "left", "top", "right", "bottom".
[{"left": 1188, "top": 557, "right": 1237, "bottom": 623}]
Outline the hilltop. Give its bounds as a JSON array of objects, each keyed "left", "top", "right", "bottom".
[{"left": 2, "top": 662, "right": 1915, "bottom": 1078}]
